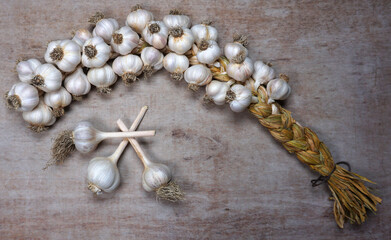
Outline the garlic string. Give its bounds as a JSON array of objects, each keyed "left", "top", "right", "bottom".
[{"left": 117, "top": 118, "right": 184, "bottom": 202}]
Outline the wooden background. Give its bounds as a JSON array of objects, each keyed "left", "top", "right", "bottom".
[{"left": 0, "top": 0, "right": 390, "bottom": 239}]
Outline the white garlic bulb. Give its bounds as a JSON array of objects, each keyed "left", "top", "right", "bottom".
[
  {"left": 92, "top": 18, "right": 119, "bottom": 43},
  {"left": 140, "top": 47, "right": 163, "bottom": 76},
  {"left": 82, "top": 37, "right": 111, "bottom": 68},
  {"left": 163, "top": 10, "right": 191, "bottom": 29},
  {"left": 22, "top": 100, "right": 56, "bottom": 132},
  {"left": 142, "top": 163, "right": 172, "bottom": 192},
  {"left": 126, "top": 5, "right": 154, "bottom": 34},
  {"left": 224, "top": 42, "right": 248, "bottom": 64},
  {"left": 43, "top": 87, "right": 72, "bottom": 117},
  {"left": 205, "top": 80, "right": 234, "bottom": 105},
  {"left": 196, "top": 40, "right": 221, "bottom": 65},
  {"left": 226, "top": 84, "right": 253, "bottom": 112},
  {"left": 227, "top": 57, "right": 254, "bottom": 82},
  {"left": 72, "top": 29, "right": 92, "bottom": 49},
  {"left": 252, "top": 61, "right": 275, "bottom": 88},
  {"left": 16, "top": 59, "right": 42, "bottom": 83},
  {"left": 163, "top": 52, "right": 189, "bottom": 81},
  {"left": 5, "top": 82, "right": 39, "bottom": 112},
  {"left": 112, "top": 54, "right": 143, "bottom": 86},
  {"left": 184, "top": 64, "right": 212, "bottom": 91},
  {"left": 111, "top": 26, "right": 139, "bottom": 55},
  {"left": 31, "top": 63, "right": 62, "bottom": 92},
  {"left": 267, "top": 77, "right": 291, "bottom": 104},
  {"left": 87, "top": 64, "right": 117, "bottom": 94},
  {"left": 142, "top": 21, "right": 168, "bottom": 49},
  {"left": 191, "top": 22, "right": 218, "bottom": 44},
  {"left": 168, "top": 27, "right": 194, "bottom": 54},
  {"left": 44, "top": 40, "right": 81, "bottom": 73},
  {"left": 64, "top": 67, "right": 91, "bottom": 97},
  {"left": 87, "top": 156, "right": 120, "bottom": 195}
]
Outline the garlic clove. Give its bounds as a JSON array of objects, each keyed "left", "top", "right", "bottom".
[
  {"left": 226, "top": 84, "right": 253, "bottom": 112},
  {"left": 32, "top": 63, "right": 63, "bottom": 93},
  {"left": 163, "top": 9, "right": 191, "bottom": 29},
  {"left": 82, "top": 36, "right": 111, "bottom": 68},
  {"left": 64, "top": 67, "right": 91, "bottom": 98},
  {"left": 87, "top": 64, "right": 117, "bottom": 94},
  {"left": 227, "top": 57, "right": 254, "bottom": 82},
  {"left": 126, "top": 5, "right": 154, "bottom": 34},
  {"left": 72, "top": 29, "right": 92, "bottom": 49},
  {"left": 252, "top": 60, "right": 275, "bottom": 88},
  {"left": 44, "top": 40, "right": 81, "bottom": 73},
  {"left": 112, "top": 54, "right": 143, "bottom": 86},
  {"left": 168, "top": 27, "right": 194, "bottom": 55},
  {"left": 43, "top": 87, "right": 72, "bottom": 117},
  {"left": 266, "top": 77, "right": 291, "bottom": 104},
  {"left": 111, "top": 26, "right": 140, "bottom": 55},
  {"left": 184, "top": 64, "right": 213, "bottom": 91},
  {"left": 142, "top": 21, "right": 168, "bottom": 50},
  {"left": 16, "top": 59, "right": 42, "bottom": 83},
  {"left": 22, "top": 100, "right": 56, "bottom": 132},
  {"left": 196, "top": 39, "right": 221, "bottom": 65},
  {"left": 163, "top": 52, "right": 189, "bottom": 81},
  {"left": 5, "top": 82, "right": 39, "bottom": 112}
]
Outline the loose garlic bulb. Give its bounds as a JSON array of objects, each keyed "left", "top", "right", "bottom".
[
  {"left": 140, "top": 47, "right": 163, "bottom": 77},
  {"left": 196, "top": 40, "right": 221, "bottom": 65},
  {"left": 163, "top": 10, "right": 191, "bottom": 29},
  {"left": 168, "top": 27, "right": 194, "bottom": 54},
  {"left": 72, "top": 29, "right": 92, "bottom": 49},
  {"left": 89, "top": 13, "right": 119, "bottom": 43},
  {"left": 224, "top": 42, "right": 248, "bottom": 64},
  {"left": 22, "top": 100, "right": 56, "bottom": 132},
  {"left": 227, "top": 57, "right": 254, "bottom": 82},
  {"left": 111, "top": 26, "right": 139, "bottom": 55},
  {"left": 142, "top": 163, "right": 172, "bottom": 192},
  {"left": 184, "top": 64, "right": 212, "bottom": 91},
  {"left": 252, "top": 61, "right": 275, "bottom": 88},
  {"left": 5, "top": 82, "right": 39, "bottom": 112},
  {"left": 112, "top": 54, "right": 143, "bottom": 86},
  {"left": 44, "top": 40, "right": 81, "bottom": 73},
  {"left": 191, "top": 22, "right": 218, "bottom": 44},
  {"left": 16, "top": 59, "right": 42, "bottom": 83},
  {"left": 126, "top": 5, "right": 154, "bottom": 34},
  {"left": 82, "top": 36, "right": 111, "bottom": 68},
  {"left": 142, "top": 21, "right": 168, "bottom": 49},
  {"left": 43, "top": 87, "right": 72, "bottom": 117},
  {"left": 31, "top": 63, "right": 62, "bottom": 92},
  {"left": 205, "top": 80, "right": 234, "bottom": 105},
  {"left": 64, "top": 67, "right": 91, "bottom": 98},
  {"left": 163, "top": 52, "right": 189, "bottom": 81},
  {"left": 226, "top": 84, "right": 254, "bottom": 112},
  {"left": 87, "top": 64, "right": 117, "bottom": 94},
  {"left": 267, "top": 76, "right": 291, "bottom": 104}
]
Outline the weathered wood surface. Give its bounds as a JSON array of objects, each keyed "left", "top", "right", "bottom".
[{"left": 0, "top": 0, "right": 390, "bottom": 239}]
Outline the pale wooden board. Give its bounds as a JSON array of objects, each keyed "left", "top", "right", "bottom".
[{"left": 0, "top": 0, "right": 390, "bottom": 239}]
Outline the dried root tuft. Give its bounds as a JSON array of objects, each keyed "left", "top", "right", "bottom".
[
  {"left": 51, "top": 108, "right": 65, "bottom": 118},
  {"left": 29, "top": 124, "right": 49, "bottom": 133},
  {"left": 48, "top": 130, "right": 75, "bottom": 169},
  {"left": 171, "top": 72, "right": 184, "bottom": 81},
  {"left": 4, "top": 92, "right": 21, "bottom": 110},
  {"left": 233, "top": 33, "right": 248, "bottom": 47},
  {"left": 88, "top": 12, "right": 105, "bottom": 24},
  {"left": 156, "top": 181, "right": 184, "bottom": 202},
  {"left": 122, "top": 73, "right": 138, "bottom": 86},
  {"left": 97, "top": 87, "right": 112, "bottom": 94},
  {"left": 225, "top": 90, "right": 236, "bottom": 103},
  {"left": 188, "top": 83, "right": 199, "bottom": 91}
]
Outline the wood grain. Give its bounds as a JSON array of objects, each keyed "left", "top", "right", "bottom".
[{"left": 0, "top": 0, "right": 390, "bottom": 239}]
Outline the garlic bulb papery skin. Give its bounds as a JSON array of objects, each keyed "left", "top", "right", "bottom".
[
  {"left": 5, "top": 82, "right": 39, "bottom": 112},
  {"left": 87, "top": 64, "right": 117, "bottom": 94},
  {"left": 43, "top": 87, "right": 72, "bottom": 117},
  {"left": 252, "top": 61, "right": 275, "bottom": 88},
  {"left": 142, "top": 162, "right": 172, "bottom": 192},
  {"left": 191, "top": 23, "right": 218, "bottom": 44},
  {"left": 82, "top": 37, "right": 111, "bottom": 68},
  {"left": 227, "top": 57, "right": 254, "bottom": 82},
  {"left": 163, "top": 52, "right": 189, "bottom": 81},
  {"left": 163, "top": 11, "right": 191, "bottom": 29},
  {"left": 72, "top": 29, "right": 92, "bottom": 49},
  {"left": 266, "top": 78, "right": 291, "bottom": 104},
  {"left": 44, "top": 40, "right": 81, "bottom": 73},
  {"left": 112, "top": 54, "right": 143, "bottom": 86},
  {"left": 205, "top": 80, "right": 234, "bottom": 105},
  {"left": 126, "top": 6, "right": 154, "bottom": 34},
  {"left": 16, "top": 59, "right": 42, "bottom": 83},
  {"left": 140, "top": 47, "right": 163, "bottom": 76},
  {"left": 184, "top": 64, "right": 212, "bottom": 91},
  {"left": 64, "top": 67, "right": 91, "bottom": 97},
  {"left": 142, "top": 21, "right": 168, "bottom": 49},
  {"left": 32, "top": 63, "right": 62, "bottom": 92},
  {"left": 224, "top": 42, "right": 248, "bottom": 64},
  {"left": 111, "top": 26, "right": 139, "bottom": 55},
  {"left": 168, "top": 27, "right": 194, "bottom": 54},
  {"left": 22, "top": 100, "right": 56, "bottom": 132},
  {"left": 196, "top": 40, "right": 221, "bottom": 65},
  {"left": 92, "top": 18, "right": 119, "bottom": 43},
  {"left": 226, "top": 84, "right": 253, "bottom": 112}
]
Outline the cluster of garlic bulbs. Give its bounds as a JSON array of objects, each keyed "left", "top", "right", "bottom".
[{"left": 5, "top": 6, "right": 292, "bottom": 132}]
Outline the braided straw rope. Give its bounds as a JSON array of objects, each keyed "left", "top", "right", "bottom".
[{"left": 248, "top": 85, "right": 382, "bottom": 228}]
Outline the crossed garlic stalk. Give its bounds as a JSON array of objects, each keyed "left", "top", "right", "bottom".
[{"left": 49, "top": 106, "right": 183, "bottom": 202}]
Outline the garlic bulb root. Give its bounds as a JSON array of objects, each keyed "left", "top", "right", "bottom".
[
  {"left": 233, "top": 33, "right": 248, "bottom": 47},
  {"left": 156, "top": 181, "right": 184, "bottom": 202},
  {"left": 88, "top": 12, "right": 105, "bottom": 24},
  {"left": 46, "top": 130, "right": 75, "bottom": 169}
]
